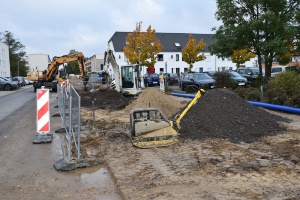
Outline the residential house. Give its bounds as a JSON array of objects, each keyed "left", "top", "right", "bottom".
[
  {"left": 106, "top": 32, "right": 258, "bottom": 77},
  {"left": 0, "top": 42, "right": 11, "bottom": 77}
]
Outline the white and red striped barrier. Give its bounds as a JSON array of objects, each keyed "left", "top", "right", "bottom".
[{"left": 36, "top": 88, "right": 50, "bottom": 133}]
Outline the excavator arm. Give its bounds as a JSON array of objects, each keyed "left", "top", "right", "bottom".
[
  {"left": 104, "top": 45, "right": 122, "bottom": 93},
  {"left": 45, "top": 52, "right": 88, "bottom": 82},
  {"left": 30, "top": 51, "right": 89, "bottom": 92}
]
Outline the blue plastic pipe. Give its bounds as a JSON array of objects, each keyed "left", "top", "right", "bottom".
[{"left": 171, "top": 92, "right": 300, "bottom": 115}]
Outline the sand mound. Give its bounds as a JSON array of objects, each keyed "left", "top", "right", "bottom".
[{"left": 124, "top": 88, "right": 185, "bottom": 118}]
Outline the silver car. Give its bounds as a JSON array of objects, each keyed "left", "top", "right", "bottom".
[{"left": 0, "top": 77, "right": 19, "bottom": 91}]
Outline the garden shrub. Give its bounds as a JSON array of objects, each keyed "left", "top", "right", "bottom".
[
  {"left": 213, "top": 71, "right": 236, "bottom": 89},
  {"left": 234, "top": 87, "right": 261, "bottom": 101},
  {"left": 264, "top": 71, "right": 300, "bottom": 106}
]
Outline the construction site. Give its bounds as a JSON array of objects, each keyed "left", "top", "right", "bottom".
[{"left": 71, "top": 76, "right": 300, "bottom": 200}]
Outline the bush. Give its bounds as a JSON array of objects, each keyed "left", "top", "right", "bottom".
[
  {"left": 234, "top": 87, "right": 261, "bottom": 101},
  {"left": 264, "top": 71, "right": 300, "bottom": 106},
  {"left": 213, "top": 71, "right": 236, "bottom": 89}
]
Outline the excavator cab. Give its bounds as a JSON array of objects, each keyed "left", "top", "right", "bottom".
[{"left": 120, "top": 64, "right": 142, "bottom": 95}]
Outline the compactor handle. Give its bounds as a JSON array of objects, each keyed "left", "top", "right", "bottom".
[{"left": 175, "top": 89, "right": 205, "bottom": 129}]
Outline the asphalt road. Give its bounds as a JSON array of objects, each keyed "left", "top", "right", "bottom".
[
  {"left": 0, "top": 85, "right": 35, "bottom": 122},
  {"left": 0, "top": 86, "right": 121, "bottom": 200}
]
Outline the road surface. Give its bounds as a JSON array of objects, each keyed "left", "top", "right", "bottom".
[{"left": 0, "top": 88, "right": 121, "bottom": 200}]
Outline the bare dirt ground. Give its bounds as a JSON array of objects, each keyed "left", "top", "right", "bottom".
[{"left": 79, "top": 88, "right": 300, "bottom": 200}]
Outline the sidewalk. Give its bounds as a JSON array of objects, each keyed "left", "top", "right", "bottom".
[{"left": 0, "top": 84, "right": 33, "bottom": 97}]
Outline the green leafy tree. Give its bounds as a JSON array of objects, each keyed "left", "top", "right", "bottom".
[
  {"left": 123, "top": 21, "right": 163, "bottom": 66},
  {"left": 182, "top": 35, "right": 206, "bottom": 72},
  {"left": 209, "top": 0, "right": 299, "bottom": 80},
  {"left": 65, "top": 49, "right": 81, "bottom": 74},
  {"left": 0, "top": 31, "right": 27, "bottom": 76},
  {"left": 231, "top": 49, "right": 256, "bottom": 68}
]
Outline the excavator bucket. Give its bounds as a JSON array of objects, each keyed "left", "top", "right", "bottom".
[{"left": 130, "top": 108, "right": 178, "bottom": 148}]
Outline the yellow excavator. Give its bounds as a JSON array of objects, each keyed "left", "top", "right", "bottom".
[
  {"left": 27, "top": 52, "right": 89, "bottom": 92},
  {"left": 129, "top": 89, "right": 205, "bottom": 148}
]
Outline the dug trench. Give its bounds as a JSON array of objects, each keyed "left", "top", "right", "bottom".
[{"left": 77, "top": 88, "right": 300, "bottom": 199}]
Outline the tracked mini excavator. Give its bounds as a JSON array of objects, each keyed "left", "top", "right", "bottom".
[{"left": 129, "top": 89, "right": 205, "bottom": 148}]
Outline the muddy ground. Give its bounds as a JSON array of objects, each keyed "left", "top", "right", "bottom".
[{"left": 78, "top": 88, "right": 300, "bottom": 200}]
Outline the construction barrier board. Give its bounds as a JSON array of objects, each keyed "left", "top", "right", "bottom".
[{"left": 36, "top": 89, "right": 50, "bottom": 133}]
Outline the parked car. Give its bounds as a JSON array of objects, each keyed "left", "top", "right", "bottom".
[
  {"left": 24, "top": 77, "right": 31, "bottom": 85},
  {"left": 145, "top": 73, "right": 160, "bottom": 86},
  {"left": 165, "top": 73, "right": 179, "bottom": 85},
  {"left": 12, "top": 76, "right": 26, "bottom": 86},
  {"left": 179, "top": 72, "right": 215, "bottom": 91},
  {"left": 236, "top": 67, "right": 265, "bottom": 82},
  {"left": 228, "top": 71, "right": 248, "bottom": 87},
  {"left": 271, "top": 66, "right": 288, "bottom": 77},
  {"left": 0, "top": 78, "right": 18, "bottom": 91},
  {"left": 203, "top": 71, "right": 216, "bottom": 77}
]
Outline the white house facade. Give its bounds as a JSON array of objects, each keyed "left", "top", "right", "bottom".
[
  {"left": 26, "top": 54, "right": 51, "bottom": 72},
  {"left": 106, "top": 32, "right": 258, "bottom": 77},
  {"left": 0, "top": 42, "right": 11, "bottom": 77}
]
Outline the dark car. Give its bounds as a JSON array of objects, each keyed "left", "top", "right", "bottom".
[
  {"left": 145, "top": 73, "right": 160, "bottom": 86},
  {"left": 179, "top": 72, "right": 215, "bottom": 91},
  {"left": 212, "top": 71, "right": 249, "bottom": 89},
  {"left": 229, "top": 71, "right": 248, "bottom": 87},
  {"left": 0, "top": 78, "right": 19, "bottom": 91},
  {"left": 236, "top": 67, "right": 265, "bottom": 82},
  {"left": 203, "top": 71, "right": 216, "bottom": 77},
  {"left": 12, "top": 76, "right": 26, "bottom": 86},
  {"left": 165, "top": 73, "right": 179, "bottom": 85}
]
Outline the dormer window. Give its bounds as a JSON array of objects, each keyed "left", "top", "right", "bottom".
[{"left": 174, "top": 43, "right": 180, "bottom": 47}]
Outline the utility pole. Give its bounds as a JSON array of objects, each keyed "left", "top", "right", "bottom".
[{"left": 18, "top": 60, "right": 20, "bottom": 76}]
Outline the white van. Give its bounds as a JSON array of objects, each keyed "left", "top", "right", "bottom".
[{"left": 271, "top": 66, "right": 287, "bottom": 77}]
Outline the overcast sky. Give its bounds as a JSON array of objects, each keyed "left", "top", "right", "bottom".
[{"left": 0, "top": 0, "right": 222, "bottom": 59}]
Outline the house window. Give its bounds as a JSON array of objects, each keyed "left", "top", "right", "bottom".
[
  {"left": 157, "top": 54, "right": 163, "bottom": 61},
  {"left": 171, "top": 55, "right": 173, "bottom": 59},
  {"left": 176, "top": 54, "right": 179, "bottom": 61},
  {"left": 119, "top": 55, "right": 121, "bottom": 59},
  {"left": 174, "top": 43, "right": 180, "bottom": 47}
]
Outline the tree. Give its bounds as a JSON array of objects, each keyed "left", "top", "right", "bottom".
[
  {"left": 123, "top": 21, "right": 163, "bottom": 67},
  {"left": 182, "top": 34, "right": 206, "bottom": 72},
  {"left": 0, "top": 31, "right": 27, "bottom": 76},
  {"left": 209, "top": 0, "right": 299, "bottom": 80},
  {"left": 231, "top": 49, "right": 256, "bottom": 68},
  {"left": 65, "top": 49, "right": 81, "bottom": 74}
]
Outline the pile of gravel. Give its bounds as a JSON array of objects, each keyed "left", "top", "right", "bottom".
[{"left": 176, "top": 89, "right": 290, "bottom": 143}]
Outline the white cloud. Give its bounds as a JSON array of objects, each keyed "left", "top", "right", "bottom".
[{"left": 0, "top": 0, "right": 222, "bottom": 58}]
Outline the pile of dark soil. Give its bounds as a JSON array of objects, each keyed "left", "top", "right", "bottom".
[
  {"left": 176, "top": 89, "right": 290, "bottom": 143},
  {"left": 79, "top": 90, "right": 130, "bottom": 111}
]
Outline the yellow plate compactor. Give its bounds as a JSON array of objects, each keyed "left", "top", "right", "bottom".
[{"left": 129, "top": 89, "right": 205, "bottom": 148}]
